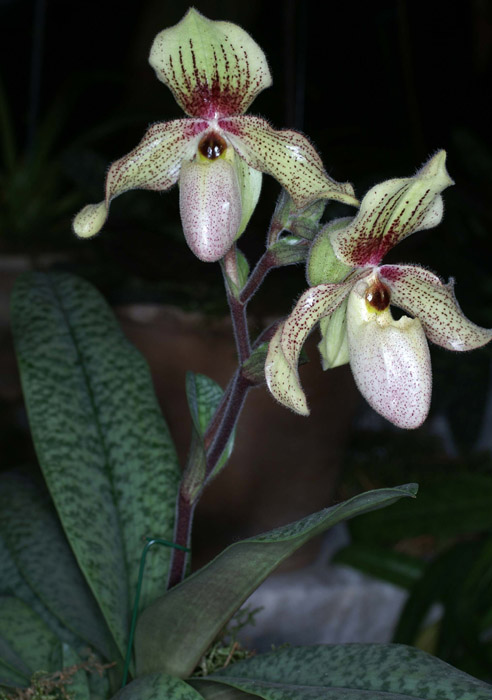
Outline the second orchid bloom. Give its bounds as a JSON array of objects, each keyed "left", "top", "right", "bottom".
[
  {"left": 265, "top": 151, "right": 492, "bottom": 429},
  {"left": 72, "top": 9, "right": 356, "bottom": 262}
]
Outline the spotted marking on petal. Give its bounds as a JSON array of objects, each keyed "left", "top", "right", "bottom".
[
  {"left": 105, "top": 119, "right": 207, "bottom": 203},
  {"left": 265, "top": 322, "right": 309, "bottom": 415},
  {"left": 149, "top": 9, "right": 272, "bottom": 119},
  {"left": 331, "top": 151, "right": 453, "bottom": 267},
  {"left": 179, "top": 157, "right": 242, "bottom": 262},
  {"left": 73, "top": 119, "right": 207, "bottom": 239},
  {"left": 380, "top": 264, "right": 492, "bottom": 351},
  {"left": 347, "top": 286, "right": 432, "bottom": 429},
  {"left": 220, "top": 115, "right": 358, "bottom": 209},
  {"left": 280, "top": 275, "right": 366, "bottom": 374}
]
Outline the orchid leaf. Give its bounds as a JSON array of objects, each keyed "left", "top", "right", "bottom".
[
  {"left": 204, "top": 643, "right": 492, "bottom": 699},
  {"left": 112, "top": 673, "right": 204, "bottom": 700},
  {"left": 61, "top": 644, "right": 91, "bottom": 700},
  {"left": 184, "top": 372, "right": 235, "bottom": 499},
  {"left": 11, "top": 272, "right": 181, "bottom": 661},
  {"left": 135, "top": 484, "right": 417, "bottom": 678},
  {"left": 191, "top": 680, "right": 259, "bottom": 700},
  {"left": 0, "top": 472, "right": 115, "bottom": 659},
  {"left": 0, "top": 597, "right": 61, "bottom": 684}
]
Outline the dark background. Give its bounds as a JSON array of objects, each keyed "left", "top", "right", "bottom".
[{"left": 2, "top": 0, "right": 492, "bottom": 493}]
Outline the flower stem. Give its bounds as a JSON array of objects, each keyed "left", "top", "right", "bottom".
[
  {"left": 168, "top": 245, "right": 280, "bottom": 588},
  {"left": 167, "top": 490, "right": 195, "bottom": 589},
  {"left": 240, "top": 250, "right": 275, "bottom": 304}
]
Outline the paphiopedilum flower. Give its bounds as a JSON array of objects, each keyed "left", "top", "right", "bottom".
[
  {"left": 265, "top": 151, "right": 492, "bottom": 429},
  {"left": 72, "top": 9, "right": 357, "bottom": 262}
]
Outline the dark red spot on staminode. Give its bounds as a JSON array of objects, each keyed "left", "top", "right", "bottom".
[
  {"left": 199, "top": 132, "right": 227, "bottom": 159},
  {"left": 365, "top": 278, "right": 391, "bottom": 311}
]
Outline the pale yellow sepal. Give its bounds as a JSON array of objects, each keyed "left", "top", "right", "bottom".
[
  {"left": 318, "top": 300, "right": 350, "bottom": 370},
  {"left": 234, "top": 157, "right": 262, "bottom": 237},
  {"left": 73, "top": 202, "right": 107, "bottom": 238}
]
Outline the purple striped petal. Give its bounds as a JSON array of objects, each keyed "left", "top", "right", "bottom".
[
  {"left": 149, "top": 9, "right": 272, "bottom": 119},
  {"left": 331, "top": 151, "right": 454, "bottom": 267}
]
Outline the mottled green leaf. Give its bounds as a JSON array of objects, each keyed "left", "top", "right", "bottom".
[
  {"left": 0, "top": 472, "right": 114, "bottom": 659},
  {"left": 0, "top": 598, "right": 61, "bottom": 679},
  {"left": 135, "top": 484, "right": 417, "bottom": 678},
  {"left": 113, "top": 673, "right": 204, "bottom": 700},
  {"left": 11, "top": 272, "right": 181, "bottom": 659},
  {"left": 183, "top": 372, "right": 235, "bottom": 499},
  {"left": 191, "top": 679, "right": 259, "bottom": 700},
  {"left": 0, "top": 534, "right": 69, "bottom": 653},
  {"left": 61, "top": 644, "right": 90, "bottom": 700},
  {"left": 333, "top": 543, "right": 425, "bottom": 590},
  {"left": 207, "top": 643, "right": 492, "bottom": 699},
  {"left": 0, "top": 633, "right": 31, "bottom": 687}
]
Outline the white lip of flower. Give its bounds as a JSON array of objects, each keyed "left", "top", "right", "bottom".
[
  {"left": 265, "top": 151, "right": 492, "bottom": 429},
  {"left": 72, "top": 8, "right": 358, "bottom": 263}
]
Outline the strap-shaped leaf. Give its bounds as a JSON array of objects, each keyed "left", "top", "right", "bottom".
[
  {"left": 0, "top": 535, "right": 79, "bottom": 653},
  {"left": 135, "top": 484, "right": 417, "bottom": 678},
  {"left": 60, "top": 644, "right": 91, "bottom": 700},
  {"left": 191, "top": 679, "right": 259, "bottom": 699},
  {"left": 0, "top": 597, "right": 61, "bottom": 683},
  {"left": 0, "top": 472, "right": 115, "bottom": 659},
  {"left": 207, "top": 643, "right": 492, "bottom": 699},
  {"left": 112, "top": 673, "right": 204, "bottom": 700},
  {"left": 11, "top": 272, "right": 181, "bottom": 659}
]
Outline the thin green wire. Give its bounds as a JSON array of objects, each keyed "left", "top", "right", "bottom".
[{"left": 121, "top": 537, "right": 191, "bottom": 687}]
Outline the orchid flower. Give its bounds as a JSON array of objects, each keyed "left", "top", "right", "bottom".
[
  {"left": 72, "top": 8, "right": 357, "bottom": 262},
  {"left": 265, "top": 151, "right": 492, "bottom": 429}
]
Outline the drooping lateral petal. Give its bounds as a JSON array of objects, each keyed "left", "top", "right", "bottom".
[
  {"left": 149, "top": 8, "right": 272, "bottom": 119},
  {"left": 265, "top": 278, "right": 360, "bottom": 415},
  {"left": 331, "top": 150, "right": 454, "bottom": 267},
  {"left": 73, "top": 118, "right": 206, "bottom": 238},
  {"left": 347, "top": 282, "right": 432, "bottom": 429},
  {"left": 280, "top": 275, "right": 366, "bottom": 366},
  {"left": 265, "top": 322, "right": 309, "bottom": 415},
  {"left": 220, "top": 115, "right": 359, "bottom": 209},
  {"left": 380, "top": 264, "right": 492, "bottom": 351},
  {"left": 179, "top": 157, "right": 242, "bottom": 262}
]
